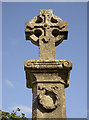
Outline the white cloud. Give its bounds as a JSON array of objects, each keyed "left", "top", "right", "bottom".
[
  {"left": 9, "top": 105, "right": 32, "bottom": 114},
  {"left": 6, "top": 80, "right": 14, "bottom": 88}
]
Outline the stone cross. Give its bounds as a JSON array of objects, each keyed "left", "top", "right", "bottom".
[
  {"left": 24, "top": 9, "right": 72, "bottom": 119},
  {"left": 25, "top": 9, "right": 68, "bottom": 61}
]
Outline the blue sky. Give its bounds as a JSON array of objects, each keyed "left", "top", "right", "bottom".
[{"left": 2, "top": 2, "right": 87, "bottom": 118}]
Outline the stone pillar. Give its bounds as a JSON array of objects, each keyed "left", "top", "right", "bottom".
[{"left": 24, "top": 9, "right": 72, "bottom": 119}]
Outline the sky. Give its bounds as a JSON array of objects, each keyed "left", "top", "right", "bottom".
[{"left": 1, "top": 2, "right": 87, "bottom": 119}]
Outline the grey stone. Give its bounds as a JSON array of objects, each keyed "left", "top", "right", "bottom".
[
  {"left": 24, "top": 9, "right": 72, "bottom": 119},
  {"left": 25, "top": 9, "right": 68, "bottom": 61}
]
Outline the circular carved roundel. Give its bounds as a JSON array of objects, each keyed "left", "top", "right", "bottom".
[
  {"left": 25, "top": 9, "right": 68, "bottom": 46},
  {"left": 38, "top": 89, "right": 57, "bottom": 112}
]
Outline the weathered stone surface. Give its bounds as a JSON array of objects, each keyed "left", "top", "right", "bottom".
[
  {"left": 24, "top": 60, "right": 72, "bottom": 89},
  {"left": 24, "top": 9, "right": 72, "bottom": 119},
  {"left": 25, "top": 9, "right": 68, "bottom": 61},
  {"left": 24, "top": 60, "right": 72, "bottom": 119},
  {"left": 32, "top": 83, "right": 66, "bottom": 119}
]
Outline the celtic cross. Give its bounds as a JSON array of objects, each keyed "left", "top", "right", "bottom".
[
  {"left": 24, "top": 9, "right": 72, "bottom": 119},
  {"left": 25, "top": 9, "right": 68, "bottom": 60}
]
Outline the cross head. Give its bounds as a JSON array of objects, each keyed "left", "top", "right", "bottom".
[{"left": 25, "top": 9, "right": 68, "bottom": 60}]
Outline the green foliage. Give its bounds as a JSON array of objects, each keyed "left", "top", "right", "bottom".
[{"left": 0, "top": 108, "right": 28, "bottom": 120}]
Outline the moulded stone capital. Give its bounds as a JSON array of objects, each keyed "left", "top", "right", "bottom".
[{"left": 24, "top": 60, "right": 72, "bottom": 89}]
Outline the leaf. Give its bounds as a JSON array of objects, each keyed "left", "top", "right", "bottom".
[{"left": 17, "top": 107, "right": 21, "bottom": 111}]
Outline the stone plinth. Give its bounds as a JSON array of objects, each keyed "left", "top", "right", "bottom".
[{"left": 24, "top": 60, "right": 72, "bottom": 119}]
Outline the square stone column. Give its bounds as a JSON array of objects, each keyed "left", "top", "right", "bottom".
[{"left": 24, "top": 60, "right": 72, "bottom": 119}]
